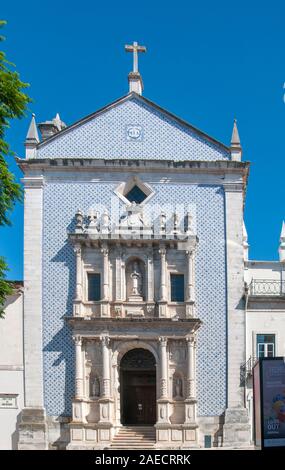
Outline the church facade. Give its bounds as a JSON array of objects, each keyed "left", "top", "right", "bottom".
[{"left": 14, "top": 46, "right": 255, "bottom": 449}]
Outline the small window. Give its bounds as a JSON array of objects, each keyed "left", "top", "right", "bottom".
[
  {"left": 125, "top": 185, "right": 147, "bottom": 204},
  {"left": 256, "top": 334, "right": 275, "bottom": 358},
  {"left": 170, "top": 274, "right": 184, "bottom": 302},
  {"left": 88, "top": 273, "right": 101, "bottom": 301}
]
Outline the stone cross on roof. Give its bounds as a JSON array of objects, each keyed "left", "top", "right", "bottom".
[{"left": 125, "top": 41, "right": 146, "bottom": 73}]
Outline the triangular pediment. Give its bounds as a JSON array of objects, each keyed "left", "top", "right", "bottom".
[{"left": 37, "top": 93, "right": 230, "bottom": 161}]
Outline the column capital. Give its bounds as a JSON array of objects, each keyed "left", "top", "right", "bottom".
[
  {"left": 159, "top": 336, "right": 167, "bottom": 346},
  {"left": 100, "top": 335, "right": 110, "bottom": 346},
  {"left": 186, "top": 335, "right": 195, "bottom": 344},
  {"left": 73, "top": 244, "right": 81, "bottom": 255},
  {"left": 72, "top": 335, "right": 82, "bottom": 346},
  {"left": 158, "top": 246, "right": 166, "bottom": 256},
  {"left": 186, "top": 249, "right": 194, "bottom": 257},
  {"left": 101, "top": 241, "right": 109, "bottom": 255}
]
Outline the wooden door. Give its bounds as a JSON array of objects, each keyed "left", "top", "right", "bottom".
[{"left": 122, "top": 371, "right": 156, "bottom": 425}]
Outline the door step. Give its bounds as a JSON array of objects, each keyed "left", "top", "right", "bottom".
[{"left": 110, "top": 426, "right": 156, "bottom": 450}]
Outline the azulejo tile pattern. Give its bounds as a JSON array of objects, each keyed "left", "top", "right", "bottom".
[
  {"left": 37, "top": 95, "right": 229, "bottom": 161},
  {"left": 43, "top": 181, "right": 226, "bottom": 417}
]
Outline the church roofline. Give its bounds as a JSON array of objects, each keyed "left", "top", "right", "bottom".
[{"left": 36, "top": 92, "right": 230, "bottom": 154}]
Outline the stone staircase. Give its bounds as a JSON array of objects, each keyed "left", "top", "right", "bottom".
[{"left": 110, "top": 426, "right": 156, "bottom": 450}]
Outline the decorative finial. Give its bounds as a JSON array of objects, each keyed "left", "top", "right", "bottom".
[
  {"left": 125, "top": 41, "right": 146, "bottom": 95},
  {"left": 230, "top": 118, "right": 242, "bottom": 161},
  {"left": 25, "top": 113, "right": 39, "bottom": 144},
  {"left": 75, "top": 209, "right": 84, "bottom": 232},
  {"left": 25, "top": 113, "right": 39, "bottom": 158}
]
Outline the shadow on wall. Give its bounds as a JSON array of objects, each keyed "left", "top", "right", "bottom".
[
  {"left": 12, "top": 412, "right": 21, "bottom": 450},
  {"left": 43, "top": 223, "right": 76, "bottom": 418}
]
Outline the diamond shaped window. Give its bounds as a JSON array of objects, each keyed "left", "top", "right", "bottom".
[
  {"left": 125, "top": 185, "right": 147, "bottom": 204},
  {"left": 114, "top": 176, "right": 155, "bottom": 206}
]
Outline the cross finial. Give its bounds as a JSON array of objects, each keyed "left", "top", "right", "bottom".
[{"left": 125, "top": 41, "right": 146, "bottom": 73}]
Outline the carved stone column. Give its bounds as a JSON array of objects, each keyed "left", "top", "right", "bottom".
[
  {"left": 159, "top": 337, "right": 168, "bottom": 398},
  {"left": 158, "top": 245, "right": 167, "bottom": 317},
  {"left": 98, "top": 335, "right": 113, "bottom": 427},
  {"left": 101, "top": 335, "right": 110, "bottom": 398},
  {"left": 184, "top": 336, "right": 197, "bottom": 428},
  {"left": 146, "top": 248, "right": 154, "bottom": 303},
  {"left": 101, "top": 243, "right": 109, "bottom": 300},
  {"left": 185, "top": 250, "right": 195, "bottom": 318},
  {"left": 100, "top": 243, "right": 110, "bottom": 317},
  {"left": 73, "top": 244, "right": 83, "bottom": 316},
  {"left": 186, "top": 336, "right": 195, "bottom": 400},
  {"left": 115, "top": 245, "right": 122, "bottom": 302},
  {"left": 71, "top": 335, "right": 87, "bottom": 424},
  {"left": 157, "top": 337, "right": 170, "bottom": 424},
  {"left": 74, "top": 335, "right": 84, "bottom": 399}
]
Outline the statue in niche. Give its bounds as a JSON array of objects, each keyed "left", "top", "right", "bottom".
[
  {"left": 173, "top": 377, "right": 183, "bottom": 399},
  {"left": 90, "top": 375, "right": 100, "bottom": 398},
  {"left": 130, "top": 261, "right": 142, "bottom": 296}
]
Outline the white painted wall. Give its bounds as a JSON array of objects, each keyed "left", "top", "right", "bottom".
[
  {"left": 246, "top": 260, "right": 285, "bottom": 358},
  {"left": 0, "top": 290, "right": 24, "bottom": 450},
  {"left": 246, "top": 310, "right": 285, "bottom": 359},
  {"left": 245, "top": 261, "right": 284, "bottom": 283}
]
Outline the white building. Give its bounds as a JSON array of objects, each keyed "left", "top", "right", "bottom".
[
  {"left": 0, "top": 282, "right": 24, "bottom": 450},
  {"left": 0, "top": 43, "right": 284, "bottom": 450},
  {"left": 243, "top": 225, "right": 285, "bottom": 440}
]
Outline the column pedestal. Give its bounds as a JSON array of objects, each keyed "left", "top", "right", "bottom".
[
  {"left": 158, "top": 301, "right": 167, "bottom": 318},
  {"left": 100, "top": 300, "right": 110, "bottom": 317},
  {"left": 72, "top": 399, "right": 88, "bottom": 423},
  {"left": 157, "top": 398, "right": 170, "bottom": 424},
  {"left": 222, "top": 407, "right": 251, "bottom": 448},
  {"left": 18, "top": 407, "right": 48, "bottom": 450},
  {"left": 98, "top": 397, "right": 113, "bottom": 424},
  {"left": 73, "top": 300, "right": 83, "bottom": 316}
]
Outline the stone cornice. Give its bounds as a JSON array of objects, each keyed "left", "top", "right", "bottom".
[
  {"left": 65, "top": 316, "right": 202, "bottom": 333},
  {"left": 223, "top": 182, "right": 244, "bottom": 192},
  {"left": 16, "top": 157, "right": 249, "bottom": 175},
  {"left": 20, "top": 176, "right": 44, "bottom": 188}
]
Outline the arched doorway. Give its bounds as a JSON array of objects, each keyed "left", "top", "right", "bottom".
[{"left": 120, "top": 348, "right": 156, "bottom": 425}]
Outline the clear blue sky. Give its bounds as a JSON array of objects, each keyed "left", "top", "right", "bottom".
[{"left": 1, "top": 1, "right": 285, "bottom": 280}]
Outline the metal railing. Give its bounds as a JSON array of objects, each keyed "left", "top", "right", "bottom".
[
  {"left": 240, "top": 356, "right": 258, "bottom": 385},
  {"left": 249, "top": 279, "right": 285, "bottom": 296}
]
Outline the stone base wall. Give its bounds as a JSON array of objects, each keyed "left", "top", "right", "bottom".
[
  {"left": 197, "top": 415, "right": 224, "bottom": 447},
  {"left": 155, "top": 423, "right": 199, "bottom": 449},
  {"left": 17, "top": 408, "right": 252, "bottom": 449},
  {"left": 222, "top": 407, "right": 251, "bottom": 448},
  {"left": 18, "top": 408, "right": 48, "bottom": 450},
  {"left": 67, "top": 422, "right": 114, "bottom": 450}
]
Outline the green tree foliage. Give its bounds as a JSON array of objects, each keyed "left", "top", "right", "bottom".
[{"left": 0, "top": 20, "right": 31, "bottom": 317}]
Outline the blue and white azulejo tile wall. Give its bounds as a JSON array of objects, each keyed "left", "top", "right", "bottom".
[
  {"left": 42, "top": 181, "right": 227, "bottom": 417},
  {"left": 37, "top": 95, "right": 229, "bottom": 161}
]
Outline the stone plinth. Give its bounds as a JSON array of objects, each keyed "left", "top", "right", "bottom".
[
  {"left": 222, "top": 407, "right": 251, "bottom": 448},
  {"left": 18, "top": 407, "right": 48, "bottom": 450}
]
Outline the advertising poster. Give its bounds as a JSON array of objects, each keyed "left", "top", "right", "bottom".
[{"left": 261, "top": 358, "right": 285, "bottom": 448}]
